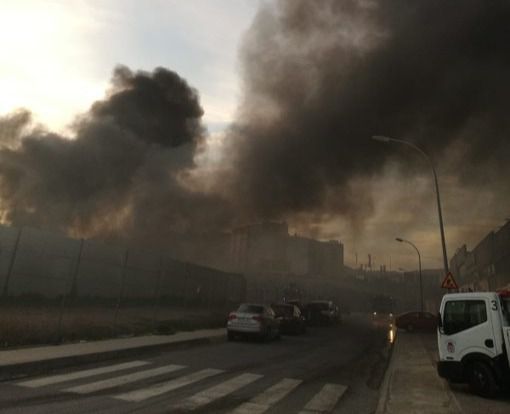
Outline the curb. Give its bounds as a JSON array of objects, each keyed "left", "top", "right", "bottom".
[
  {"left": 375, "top": 331, "right": 398, "bottom": 414},
  {"left": 0, "top": 333, "right": 225, "bottom": 382}
]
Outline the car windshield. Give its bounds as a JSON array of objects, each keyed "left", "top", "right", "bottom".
[{"left": 237, "top": 304, "right": 264, "bottom": 314}]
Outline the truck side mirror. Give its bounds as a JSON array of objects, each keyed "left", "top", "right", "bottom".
[{"left": 437, "top": 312, "right": 444, "bottom": 333}]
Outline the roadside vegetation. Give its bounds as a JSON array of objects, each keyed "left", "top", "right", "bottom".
[{"left": 0, "top": 298, "right": 230, "bottom": 348}]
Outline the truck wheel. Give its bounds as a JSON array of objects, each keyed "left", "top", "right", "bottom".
[{"left": 468, "top": 361, "right": 499, "bottom": 398}]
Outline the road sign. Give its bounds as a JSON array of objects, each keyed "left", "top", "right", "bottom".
[{"left": 441, "top": 272, "right": 459, "bottom": 289}]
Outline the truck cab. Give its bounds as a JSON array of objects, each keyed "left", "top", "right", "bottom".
[{"left": 437, "top": 291, "right": 510, "bottom": 397}]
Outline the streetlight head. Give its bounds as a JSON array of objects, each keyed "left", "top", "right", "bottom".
[
  {"left": 395, "top": 237, "right": 403, "bottom": 242},
  {"left": 372, "top": 135, "right": 391, "bottom": 142}
]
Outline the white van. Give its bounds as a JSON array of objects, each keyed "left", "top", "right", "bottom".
[{"left": 437, "top": 291, "right": 510, "bottom": 397}]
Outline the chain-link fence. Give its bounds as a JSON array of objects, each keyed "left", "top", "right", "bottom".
[{"left": 0, "top": 225, "right": 245, "bottom": 347}]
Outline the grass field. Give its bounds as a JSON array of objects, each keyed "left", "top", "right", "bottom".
[{"left": 0, "top": 302, "right": 230, "bottom": 348}]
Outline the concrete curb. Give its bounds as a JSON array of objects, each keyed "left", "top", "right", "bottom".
[
  {"left": 375, "top": 331, "right": 398, "bottom": 414},
  {"left": 0, "top": 333, "right": 225, "bottom": 382}
]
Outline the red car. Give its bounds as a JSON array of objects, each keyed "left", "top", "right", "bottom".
[{"left": 395, "top": 311, "right": 437, "bottom": 332}]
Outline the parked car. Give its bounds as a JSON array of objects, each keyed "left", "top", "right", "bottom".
[
  {"left": 227, "top": 303, "right": 280, "bottom": 341},
  {"left": 306, "top": 300, "right": 341, "bottom": 325},
  {"left": 395, "top": 311, "right": 437, "bottom": 332},
  {"left": 286, "top": 300, "right": 307, "bottom": 315},
  {"left": 271, "top": 303, "right": 307, "bottom": 335}
]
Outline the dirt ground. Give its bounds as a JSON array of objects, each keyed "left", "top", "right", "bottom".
[{"left": 0, "top": 302, "right": 230, "bottom": 348}]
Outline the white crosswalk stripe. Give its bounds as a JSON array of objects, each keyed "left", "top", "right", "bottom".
[
  {"left": 230, "top": 378, "right": 302, "bottom": 414},
  {"left": 13, "top": 361, "right": 348, "bottom": 412},
  {"left": 298, "top": 383, "right": 348, "bottom": 414},
  {"left": 63, "top": 364, "right": 185, "bottom": 394},
  {"left": 17, "top": 360, "right": 149, "bottom": 388},
  {"left": 174, "top": 372, "right": 263, "bottom": 411},
  {"left": 114, "top": 368, "right": 224, "bottom": 402}
]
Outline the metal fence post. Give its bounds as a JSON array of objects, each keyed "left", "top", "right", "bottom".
[
  {"left": 56, "top": 238, "right": 84, "bottom": 342},
  {"left": 152, "top": 256, "right": 164, "bottom": 332},
  {"left": 2, "top": 227, "right": 22, "bottom": 298},
  {"left": 184, "top": 263, "right": 190, "bottom": 305},
  {"left": 113, "top": 249, "right": 129, "bottom": 335}
]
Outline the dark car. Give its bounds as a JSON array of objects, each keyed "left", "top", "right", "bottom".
[
  {"left": 286, "top": 300, "right": 307, "bottom": 315},
  {"left": 395, "top": 311, "right": 437, "bottom": 332},
  {"left": 271, "top": 303, "right": 307, "bottom": 334},
  {"left": 306, "top": 300, "right": 341, "bottom": 326}
]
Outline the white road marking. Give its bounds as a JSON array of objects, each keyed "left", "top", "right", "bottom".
[
  {"left": 63, "top": 364, "right": 185, "bottom": 394},
  {"left": 18, "top": 361, "right": 149, "bottom": 388},
  {"left": 175, "top": 372, "right": 263, "bottom": 411},
  {"left": 298, "top": 383, "right": 348, "bottom": 413},
  {"left": 115, "top": 368, "right": 224, "bottom": 402},
  {"left": 230, "top": 378, "right": 302, "bottom": 414}
]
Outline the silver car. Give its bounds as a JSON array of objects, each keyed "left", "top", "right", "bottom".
[{"left": 227, "top": 303, "right": 280, "bottom": 341}]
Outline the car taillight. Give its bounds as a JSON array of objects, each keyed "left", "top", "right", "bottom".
[
  {"left": 228, "top": 313, "right": 237, "bottom": 321},
  {"left": 252, "top": 315, "right": 263, "bottom": 322}
]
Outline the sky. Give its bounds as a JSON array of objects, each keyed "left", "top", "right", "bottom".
[
  {"left": 1, "top": 0, "right": 508, "bottom": 274},
  {"left": 0, "top": 0, "right": 260, "bottom": 133}
]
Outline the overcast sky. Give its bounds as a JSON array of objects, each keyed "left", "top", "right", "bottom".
[{"left": 0, "top": 0, "right": 261, "bottom": 133}]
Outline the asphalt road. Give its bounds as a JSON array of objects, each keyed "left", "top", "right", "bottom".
[{"left": 0, "top": 314, "right": 391, "bottom": 414}]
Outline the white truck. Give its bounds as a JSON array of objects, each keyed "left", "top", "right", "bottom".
[{"left": 437, "top": 291, "right": 510, "bottom": 397}]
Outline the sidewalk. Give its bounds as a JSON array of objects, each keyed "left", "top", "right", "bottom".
[
  {"left": 377, "top": 332, "right": 461, "bottom": 414},
  {"left": 0, "top": 328, "right": 225, "bottom": 381}
]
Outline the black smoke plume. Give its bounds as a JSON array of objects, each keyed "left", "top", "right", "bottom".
[
  {"left": 0, "top": 66, "right": 231, "bottom": 246},
  {"left": 222, "top": 0, "right": 510, "bottom": 236},
  {"left": 1, "top": 1, "right": 510, "bottom": 268}
]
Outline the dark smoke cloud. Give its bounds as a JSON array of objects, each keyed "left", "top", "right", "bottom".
[
  {"left": 0, "top": 66, "right": 231, "bottom": 245},
  {"left": 1, "top": 1, "right": 509, "bottom": 269},
  {"left": 223, "top": 0, "right": 510, "bottom": 231}
]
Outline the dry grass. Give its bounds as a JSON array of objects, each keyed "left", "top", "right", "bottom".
[{"left": 0, "top": 303, "right": 229, "bottom": 348}]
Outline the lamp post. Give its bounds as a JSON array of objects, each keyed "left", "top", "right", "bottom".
[
  {"left": 396, "top": 237, "right": 423, "bottom": 312},
  {"left": 372, "top": 135, "right": 449, "bottom": 275}
]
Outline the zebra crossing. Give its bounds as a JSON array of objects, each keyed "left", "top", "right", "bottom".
[{"left": 13, "top": 359, "right": 348, "bottom": 413}]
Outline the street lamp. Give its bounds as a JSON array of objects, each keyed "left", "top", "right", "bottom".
[
  {"left": 396, "top": 237, "right": 423, "bottom": 312},
  {"left": 372, "top": 135, "right": 449, "bottom": 275}
]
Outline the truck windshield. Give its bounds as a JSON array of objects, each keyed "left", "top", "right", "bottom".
[{"left": 443, "top": 300, "right": 487, "bottom": 335}]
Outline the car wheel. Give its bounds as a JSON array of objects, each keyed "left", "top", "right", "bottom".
[
  {"left": 468, "top": 361, "right": 499, "bottom": 398},
  {"left": 227, "top": 331, "right": 235, "bottom": 341}
]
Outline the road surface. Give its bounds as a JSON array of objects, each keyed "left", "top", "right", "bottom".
[{"left": 0, "top": 314, "right": 391, "bottom": 413}]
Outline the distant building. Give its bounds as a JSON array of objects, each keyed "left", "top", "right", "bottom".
[
  {"left": 450, "top": 220, "right": 510, "bottom": 291},
  {"left": 230, "top": 222, "right": 344, "bottom": 277},
  {"left": 231, "top": 222, "right": 289, "bottom": 274}
]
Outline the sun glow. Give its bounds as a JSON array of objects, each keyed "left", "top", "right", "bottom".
[{"left": 0, "top": 1, "right": 106, "bottom": 131}]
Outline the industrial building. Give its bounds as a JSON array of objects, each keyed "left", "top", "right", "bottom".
[{"left": 450, "top": 220, "right": 510, "bottom": 291}]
